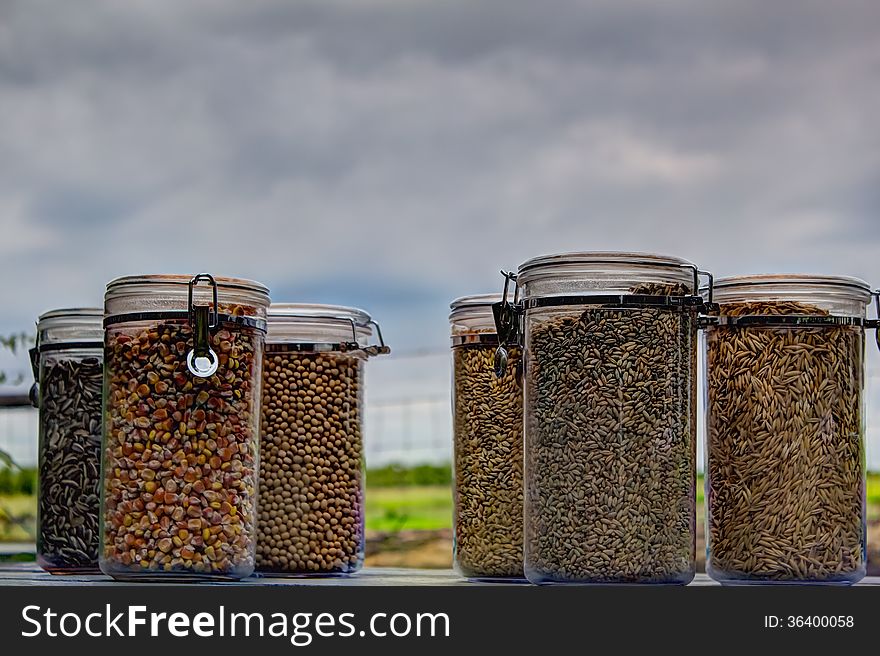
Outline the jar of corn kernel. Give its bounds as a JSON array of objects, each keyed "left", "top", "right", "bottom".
[
  {"left": 100, "top": 273, "right": 270, "bottom": 581},
  {"left": 255, "top": 304, "right": 389, "bottom": 577}
]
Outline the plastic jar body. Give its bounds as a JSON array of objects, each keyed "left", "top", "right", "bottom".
[
  {"left": 517, "top": 253, "right": 699, "bottom": 584},
  {"left": 450, "top": 295, "right": 524, "bottom": 580},
  {"left": 705, "top": 274, "right": 870, "bottom": 585},
  {"left": 99, "top": 274, "right": 269, "bottom": 581},
  {"left": 34, "top": 309, "right": 104, "bottom": 574},
  {"left": 256, "top": 304, "right": 385, "bottom": 576}
]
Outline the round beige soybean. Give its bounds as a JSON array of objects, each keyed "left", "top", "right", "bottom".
[{"left": 256, "top": 350, "right": 364, "bottom": 575}]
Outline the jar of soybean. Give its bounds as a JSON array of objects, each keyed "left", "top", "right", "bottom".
[
  {"left": 450, "top": 294, "right": 524, "bottom": 580},
  {"left": 255, "top": 304, "right": 389, "bottom": 576}
]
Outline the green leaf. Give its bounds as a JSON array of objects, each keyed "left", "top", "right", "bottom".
[
  {"left": 0, "top": 330, "right": 35, "bottom": 383},
  {"left": 0, "top": 331, "right": 33, "bottom": 355},
  {"left": 0, "top": 449, "right": 20, "bottom": 471}
]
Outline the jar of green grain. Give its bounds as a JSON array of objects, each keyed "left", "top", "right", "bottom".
[
  {"left": 450, "top": 294, "right": 524, "bottom": 581},
  {"left": 494, "top": 252, "right": 712, "bottom": 585},
  {"left": 255, "top": 304, "right": 389, "bottom": 576},
  {"left": 706, "top": 274, "right": 877, "bottom": 585},
  {"left": 100, "top": 273, "right": 270, "bottom": 581}
]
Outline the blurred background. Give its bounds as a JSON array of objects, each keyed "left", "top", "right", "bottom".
[{"left": 1, "top": 0, "right": 880, "bottom": 569}]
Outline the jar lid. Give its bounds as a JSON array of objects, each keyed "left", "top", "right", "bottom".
[
  {"left": 36, "top": 308, "right": 104, "bottom": 350},
  {"left": 38, "top": 307, "right": 104, "bottom": 324},
  {"left": 449, "top": 293, "right": 499, "bottom": 320},
  {"left": 267, "top": 303, "right": 377, "bottom": 350},
  {"left": 518, "top": 251, "right": 695, "bottom": 276},
  {"left": 106, "top": 274, "right": 269, "bottom": 296},
  {"left": 516, "top": 251, "right": 699, "bottom": 298},
  {"left": 714, "top": 273, "right": 871, "bottom": 297},
  {"left": 104, "top": 273, "right": 271, "bottom": 325},
  {"left": 712, "top": 273, "right": 873, "bottom": 320},
  {"left": 449, "top": 294, "right": 502, "bottom": 342}
]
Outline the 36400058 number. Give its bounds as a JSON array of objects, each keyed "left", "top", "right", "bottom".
[
  {"left": 764, "top": 615, "right": 854, "bottom": 629},
  {"left": 793, "top": 616, "right": 853, "bottom": 628}
]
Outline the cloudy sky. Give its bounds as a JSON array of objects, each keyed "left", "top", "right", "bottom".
[{"left": 1, "top": 1, "right": 880, "bottom": 462}]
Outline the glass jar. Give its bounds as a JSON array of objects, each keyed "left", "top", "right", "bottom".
[
  {"left": 100, "top": 273, "right": 270, "bottom": 581},
  {"left": 494, "top": 252, "right": 708, "bottom": 584},
  {"left": 31, "top": 308, "right": 104, "bottom": 574},
  {"left": 449, "top": 294, "right": 524, "bottom": 580},
  {"left": 255, "top": 303, "right": 389, "bottom": 576},
  {"left": 705, "top": 274, "right": 874, "bottom": 585}
]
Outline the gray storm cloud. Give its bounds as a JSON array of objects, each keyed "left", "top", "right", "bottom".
[{"left": 0, "top": 0, "right": 879, "bottom": 341}]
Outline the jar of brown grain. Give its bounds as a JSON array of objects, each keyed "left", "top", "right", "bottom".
[
  {"left": 493, "top": 253, "right": 713, "bottom": 585},
  {"left": 450, "top": 294, "right": 524, "bottom": 581},
  {"left": 705, "top": 274, "right": 877, "bottom": 585}
]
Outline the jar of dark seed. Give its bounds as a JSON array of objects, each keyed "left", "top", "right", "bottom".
[
  {"left": 706, "top": 274, "right": 875, "bottom": 585},
  {"left": 449, "top": 294, "right": 524, "bottom": 581},
  {"left": 255, "top": 304, "right": 389, "bottom": 576},
  {"left": 31, "top": 308, "right": 104, "bottom": 574},
  {"left": 493, "top": 252, "right": 708, "bottom": 585},
  {"left": 99, "top": 274, "right": 270, "bottom": 581}
]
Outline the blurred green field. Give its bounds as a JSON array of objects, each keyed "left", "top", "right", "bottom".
[
  {"left": 364, "top": 473, "right": 879, "bottom": 532},
  {"left": 365, "top": 485, "right": 451, "bottom": 532},
  {"left": 869, "top": 472, "right": 880, "bottom": 503},
  {"left": 365, "top": 472, "right": 880, "bottom": 533},
  {"left": 0, "top": 494, "right": 36, "bottom": 542}
]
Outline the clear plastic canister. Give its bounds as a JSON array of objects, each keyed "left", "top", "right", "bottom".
[
  {"left": 705, "top": 274, "right": 872, "bottom": 585},
  {"left": 508, "top": 252, "right": 703, "bottom": 584},
  {"left": 32, "top": 308, "right": 104, "bottom": 574},
  {"left": 450, "top": 294, "right": 524, "bottom": 580},
  {"left": 100, "top": 274, "right": 270, "bottom": 581},
  {"left": 255, "top": 303, "right": 389, "bottom": 576}
]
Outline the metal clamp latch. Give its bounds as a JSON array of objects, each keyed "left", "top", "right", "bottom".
[
  {"left": 868, "top": 290, "right": 880, "bottom": 351},
  {"left": 291, "top": 315, "right": 391, "bottom": 357},
  {"left": 28, "top": 342, "right": 40, "bottom": 408},
  {"left": 696, "top": 268, "right": 720, "bottom": 328},
  {"left": 361, "top": 320, "right": 391, "bottom": 357},
  {"left": 491, "top": 270, "right": 521, "bottom": 378},
  {"left": 186, "top": 273, "right": 220, "bottom": 378}
]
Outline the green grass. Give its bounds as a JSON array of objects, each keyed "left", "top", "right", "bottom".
[
  {"left": 366, "top": 464, "right": 451, "bottom": 487},
  {"left": 868, "top": 472, "right": 880, "bottom": 505},
  {"left": 363, "top": 473, "right": 880, "bottom": 533},
  {"left": 0, "top": 494, "right": 36, "bottom": 542},
  {"left": 365, "top": 485, "right": 452, "bottom": 532}
]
